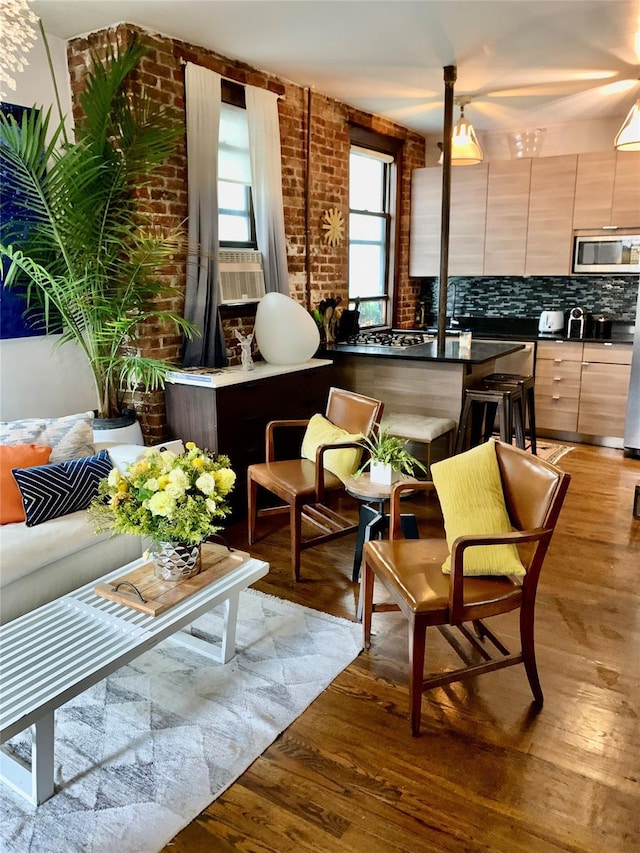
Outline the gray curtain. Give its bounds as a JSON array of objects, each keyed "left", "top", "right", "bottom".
[
  {"left": 245, "top": 86, "right": 289, "bottom": 295},
  {"left": 182, "top": 63, "right": 227, "bottom": 367}
]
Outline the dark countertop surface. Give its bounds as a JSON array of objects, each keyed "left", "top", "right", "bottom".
[
  {"left": 323, "top": 338, "right": 524, "bottom": 365},
  {"left": 422, "top": 317, "right": 634, "bottom": 345}
]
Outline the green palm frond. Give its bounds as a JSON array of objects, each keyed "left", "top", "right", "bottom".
[{"left": 0, "top": 33, "right": 194, "bottom": 418}]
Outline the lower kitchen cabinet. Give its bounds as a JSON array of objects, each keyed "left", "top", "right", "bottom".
[
  {"left": 536, "top": 339, "right": 632, "bottom": 440},
  {"left": 165, "top": 362, "right": 334, "bottom": 518},
  {"left": 536, "top": 340, "right": 582, "bottom": 432},
  {"left": 577, "top": 343, "right": 632, "bottom": 437}
]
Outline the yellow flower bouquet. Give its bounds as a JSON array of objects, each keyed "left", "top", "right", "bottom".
[{"left": 88, "top": 442, "right": 236, "bottom": 545}]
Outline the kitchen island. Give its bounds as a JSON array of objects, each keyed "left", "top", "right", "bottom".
[{"left": 322, "top": 336, "right": 524, "bottom": 424}]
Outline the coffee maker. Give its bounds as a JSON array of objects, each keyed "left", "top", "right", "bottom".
[{"left": 567, "top": 306, "right": 586, "bottom": 339}]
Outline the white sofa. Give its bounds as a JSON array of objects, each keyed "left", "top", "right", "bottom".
[
  {"left": 0, "top": 412, "right": 166, "bottom": 624},
  {"left": 0, "top": 512, "right": 143, "bottom": 624}
]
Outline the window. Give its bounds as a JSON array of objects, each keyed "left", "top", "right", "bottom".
[
  {"left": 218, "top": 103, "right": 256, "bottom": 247},
  {"left": 349, "top": 144, "right": 396, "bottom": 327}
]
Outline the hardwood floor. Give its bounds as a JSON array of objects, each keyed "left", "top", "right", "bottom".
[{"left": 164, "top": 443, "right": 640, "bottom": 852}]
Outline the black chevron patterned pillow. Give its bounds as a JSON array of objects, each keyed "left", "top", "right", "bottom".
[{"left": 13, "top": 449, "right": 113, "bottom": 527}]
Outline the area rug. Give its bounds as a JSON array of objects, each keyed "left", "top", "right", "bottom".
[
  {"left": 536, "top": 440, "right": 576, "bottom": 466},
  {"left": 0, "top": 590, "right": 362, "bottom": 853}
]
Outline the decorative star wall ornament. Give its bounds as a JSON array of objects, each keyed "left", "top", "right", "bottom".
[{"left": 321, "top": 207, "right": 345, "bottom": 246}]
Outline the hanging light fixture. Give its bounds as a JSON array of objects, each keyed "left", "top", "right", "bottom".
[
  {"left": 451, "top": 98, "right": 484, "bottom": 165},
  {"left": 614, "top": 86, "right": 640, "bottom": 151}
]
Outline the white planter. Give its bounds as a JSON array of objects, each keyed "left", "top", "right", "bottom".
[
  {"left": 369, "top": 461, "right": 403, "bottom": 485},
  {"left": 93, "top": 413, "right": 144, "bottom": 446}
]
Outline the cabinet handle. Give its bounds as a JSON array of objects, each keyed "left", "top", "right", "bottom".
[
  {"left": 604, "top": 342, "right": 613, "bottom": 347},
  {"left": 582, "top": 362, "right": 590, "bottom": 366},
  {"left": 553, "top": 376, "right": 562, "bottom": 382},
  {"left": 554, "top": 358, "right": 563, "bottom": 363},
  {"left": 552, "top": 395, "right": 560, "bottom": 401}
]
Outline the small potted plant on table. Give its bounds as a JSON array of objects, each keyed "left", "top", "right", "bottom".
[{"left": 358, "top": 427, "right": 426, "bottom": 485}]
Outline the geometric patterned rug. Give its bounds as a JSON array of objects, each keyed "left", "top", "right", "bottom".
[
  {"left": 536, "top": 440, "right": 576, "bottom": 466},
  {"left": 0, "top": 590, "right": 362, "bottom": 853}
]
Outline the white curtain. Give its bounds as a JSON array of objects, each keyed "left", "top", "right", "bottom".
[
  {"left": 245, "top": 87, "right": 289, "bottom": 295},
  {"left": 182, "top": 63, "right": 226, "bottom": 367}
]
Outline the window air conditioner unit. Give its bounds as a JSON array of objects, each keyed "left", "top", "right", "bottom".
[{"left": 218, "top": 249, "right": 266, "bottom": 304}]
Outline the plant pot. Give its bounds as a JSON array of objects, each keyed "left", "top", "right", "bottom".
[
  {"left": 93, "top": 409, "right": 144, "bottom": 446},
  {"left": 369, "top": 460, "right": 403, "bottom": 486},
  {"left": 150, "top": 541, "right": 202, "bottom": 582}
]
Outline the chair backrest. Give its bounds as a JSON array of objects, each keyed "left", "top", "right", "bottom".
[
  {"left": 495, "top": 441, "right": 570, "bottom": 535},
  {"left": 325, "top": 387, "right": 384, "bottom": 437}
]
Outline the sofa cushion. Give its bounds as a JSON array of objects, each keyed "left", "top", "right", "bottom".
[
  {"left": 0, "top": 444, "right": 52, "bottom": 524},
  {"left": 0, "top": 411, "right": 95, "bottom": 463},
  {"left": 12, "top": 449, "right": 112, "bottom": 527}
]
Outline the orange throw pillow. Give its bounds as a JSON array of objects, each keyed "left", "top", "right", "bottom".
[{"left": 0, "top": 444, "right": 52, "bottom": 524}]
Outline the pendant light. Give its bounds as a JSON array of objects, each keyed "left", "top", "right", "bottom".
[
  {"left": 451, "top": 99, "right": 484, "bottom": 165},
  {"left": 614, "top": 91, "right": 640, "bottom": 151}
]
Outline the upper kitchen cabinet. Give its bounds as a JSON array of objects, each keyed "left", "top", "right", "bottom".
[
  {"left": 483, "top": 159, "right": 531, "bottom": 276},
  {"left": 572, "top": 151, "right": 616, "bottom": 229},
  {"left": 450, "top": 164, "right": 488, "bottom": 275},
  {"left": 409, "top": 167, "right": 441, "bottom": 277},
  {"left": 611, "top": 152, "right": 640, "bottom": 227},
  {"left": 409, "top": 165, "right": 488, "bottom": 277},
  {"left": 573, "top": 150, "right": 640, "bottom": 228},
  {"left": 525, "top": 155, "right": 577, "bottom": 276}
]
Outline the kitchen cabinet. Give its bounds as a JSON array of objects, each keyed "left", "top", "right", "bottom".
[
  {"left": 409, "top": 168, "right": 441, "bottom": 276},
  {"left": 165, "top": 362, "right": 333, "bottom": 517},
  {"left": 409, "top": 165, "right": 488, "bottom": 276},
  {"left": 536, "top": 340, "right": 583, "bottom": 432},
  {"left": 536, "top": 339, "right": 632, "bottom": 440},
  {"left": 525, "top": 155, "right": 577, "bottom": 276},
  {"left": 611, "top": 152, "right": 640, "bottom": 227},
  {"left": 573, "top": 150, "right": 640, "bottom": 229},
  {"left": 577, "top": 342, "right": 632, "bottom": 437},
  {"left": 483, "top": 159, "right": 531, "bottom": 275},
  {"left": 572, "top": 151, "right": 616, "bottom": 229}
]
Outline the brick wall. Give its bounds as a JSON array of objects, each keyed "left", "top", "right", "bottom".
[{"left": 67, "top": 25, "right": 425, "bottom": 441}]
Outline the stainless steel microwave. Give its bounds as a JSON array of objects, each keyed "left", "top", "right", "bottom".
[{"left": 573, "top": 234, "right": 640, "bottom": 274}]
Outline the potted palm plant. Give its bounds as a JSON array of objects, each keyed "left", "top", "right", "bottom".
[
  {"left": 357, "top": 427, "right": 426, "bottom": 485},
  {"left": 0, "top": 33, "right": 196, "bottom": 428}
]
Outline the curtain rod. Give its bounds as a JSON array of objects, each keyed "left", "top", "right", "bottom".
[{"left": 179, "top": 57, "right": 284, "bottom": 98}]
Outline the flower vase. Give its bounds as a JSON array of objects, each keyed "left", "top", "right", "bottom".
[
  {"left": 151, "top": 541, "right": 202, "bottom": 582},
  {"left": 369, "top": 461, "right": 403, "bottom": 486}
]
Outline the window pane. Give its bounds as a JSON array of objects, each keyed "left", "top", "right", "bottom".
[
  {"left": 356, "top": 300, "right": 385, "bottom": 328},
  {"left": 219, "top": 104, "right": 251, "bottom": 184},
  {"left": 349, "top": 212, "right": 384, "bottom": 242},
  {"left": 219, "top": 214, "right": 250, "bottom": 243},
  {"left": 349, "top": 152, "right": 384, "bottom": 212},
  {"left": 349, "top": 244, "right": 384, "bottom": 297},
  {"left": 219, "top": 181, "right": 248, "bottom": 212}
]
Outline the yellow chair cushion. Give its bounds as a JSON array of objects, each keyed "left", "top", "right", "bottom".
[
  {"left": 430, "top": 440, "right": 525, "bottom": 576},
  {"left": 301, "top": 414, "right": 363, "bottom": 482}
]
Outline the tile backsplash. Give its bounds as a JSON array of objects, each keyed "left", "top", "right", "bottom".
[{"left": 420, "top": 275, "right": 639, "bottom": 323}]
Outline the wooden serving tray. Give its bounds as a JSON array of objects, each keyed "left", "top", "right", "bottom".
[{"left": 94, "top": 544, "right": 251, "bottom": 616}]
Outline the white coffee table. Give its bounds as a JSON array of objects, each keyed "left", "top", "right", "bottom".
[{"left": 0, "top": 548, "right": 268, "bottom": 805}]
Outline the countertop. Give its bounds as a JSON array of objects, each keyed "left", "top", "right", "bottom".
[
  {"left": 323, "top": 338, "right": 524, "bottom": 364},
  {"left": 422, "top": 317, "right": 634, "bottom": 345},
  {"left": 165, "top": 358, "right": 333, "bottom": 388}
]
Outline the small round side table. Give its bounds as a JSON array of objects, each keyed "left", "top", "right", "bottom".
[{"left": 343, "top": 473, "right": 420, "bottom": 620}]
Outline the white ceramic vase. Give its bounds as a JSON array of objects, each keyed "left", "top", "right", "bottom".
[{"left": 369, "top": 461, "right": 403, "bottom": 486}]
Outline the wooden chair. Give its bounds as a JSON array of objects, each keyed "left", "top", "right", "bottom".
[
  {"left": 248, "top": 387, "right": 384, "bottom": 581},
  {"left": 361, "top": 441, "right": 571, "bottom": 736}
]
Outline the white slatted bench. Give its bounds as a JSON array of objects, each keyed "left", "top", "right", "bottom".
[{"left": 0, "top": 553, "right": 269, "bottom": 806}]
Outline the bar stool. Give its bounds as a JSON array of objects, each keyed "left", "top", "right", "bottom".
[
  {"left": 482, "top": 372, "right": 537, "bottom": 454},
  {"left": 380, "top": 413, "right": 457, "bottom": 477},
  {"left": 455, "top": 384, "right": 526, "bottom": 454}
]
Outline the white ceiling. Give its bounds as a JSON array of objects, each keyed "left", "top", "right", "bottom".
[{"left": 32, "top": 0, "right": 640, "bottom": 136}]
